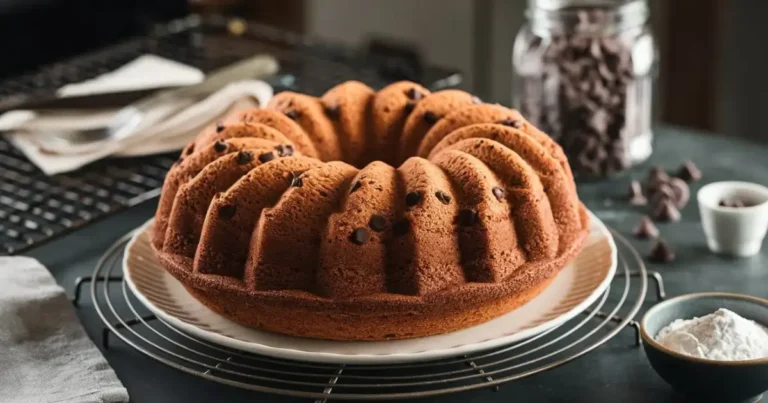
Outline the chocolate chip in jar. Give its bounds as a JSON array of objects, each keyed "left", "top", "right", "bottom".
[{"left": 513, "top": 1, "right": 656, "bottom": 178}]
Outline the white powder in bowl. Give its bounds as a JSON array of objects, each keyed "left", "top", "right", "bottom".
[{"left": 656, "top": 308, "right": 768, "bottom": 361}]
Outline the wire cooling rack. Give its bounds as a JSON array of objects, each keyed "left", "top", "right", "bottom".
[
  {"left": 0, "top": 14, "right": 460, "bottom": 256},
  {"left": 72, "top": 228, "right": 665, "bottom": 401}
]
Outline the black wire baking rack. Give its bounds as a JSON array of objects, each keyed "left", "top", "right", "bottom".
[
  {"left": 72, "top": 228, "right": 666, "bottom": 401},
  {"left": 0, "top": 14, "right": 461, "bottom": 256}
]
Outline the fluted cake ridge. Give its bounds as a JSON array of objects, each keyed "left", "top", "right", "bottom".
[{"left": 151, "top": 80, "right": 589, "bottom": 341}]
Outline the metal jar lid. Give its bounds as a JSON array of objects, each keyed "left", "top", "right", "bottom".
[{"left": 529, "top": 0, "right": 642, "bottom": 11}]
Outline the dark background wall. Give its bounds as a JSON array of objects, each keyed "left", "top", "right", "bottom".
[{"left": 0, "top": 0, "right": 763, "bottom": 143}]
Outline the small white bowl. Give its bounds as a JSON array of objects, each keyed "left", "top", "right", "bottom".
[{"left": 697, "top": 181, "right": 768, "bottom": 257}]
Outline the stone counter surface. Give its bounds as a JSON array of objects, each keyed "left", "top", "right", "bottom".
[{"left": 29, "top": 126, "right": 768, "bottom": 402}]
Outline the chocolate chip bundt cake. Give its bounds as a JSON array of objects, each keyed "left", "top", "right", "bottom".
[{"left": 152, "top": 80, "right": 590, "bottom": 341}]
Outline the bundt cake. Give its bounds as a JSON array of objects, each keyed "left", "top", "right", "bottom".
[{"left": 152, "top": 80, "right": 590, "bottom": 341}]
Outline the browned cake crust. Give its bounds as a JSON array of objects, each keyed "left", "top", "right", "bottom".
[
  {"left": 152, "top": 81, "right": 590, "bottom": 341},
  {"left": 155, "top": 213, "right": 585, "bottom": 340}
]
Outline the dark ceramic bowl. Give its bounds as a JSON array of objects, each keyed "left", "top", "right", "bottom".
[{"left": 640, "top": 293, "right": 768, "bottom": 403}]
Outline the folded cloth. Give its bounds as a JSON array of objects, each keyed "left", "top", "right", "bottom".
[
  {"left": 0, "top": 80, "right": 272, "bottom": 176},
  {"left": 0, "top": 257, "right": 129, "bottom": 403}
]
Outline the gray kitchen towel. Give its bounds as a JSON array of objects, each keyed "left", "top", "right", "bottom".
[{"left": 0, "top": 256, "right": 129, "bottom": 403}]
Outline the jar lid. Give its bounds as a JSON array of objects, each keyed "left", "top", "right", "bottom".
[{"left": 530, "top": 0, "right": 640, "bottom": 11}]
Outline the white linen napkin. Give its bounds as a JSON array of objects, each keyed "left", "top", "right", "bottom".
[
  {"left": 0, "top": 256, "right": 129, "bottom": 403},
  {"left": 0, "top": 55, "right": 274, "bottom": 175}
]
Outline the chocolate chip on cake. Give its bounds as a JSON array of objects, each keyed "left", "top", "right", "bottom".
[
  {"left": 677, "top": 160, "right": 701, "bottom": 183},
  {"left": 632, "top": 216, "right": 658, "bottom": 239},
  {"left": 218, "top": 204, "right": 236, "bottom": 219},
  {"left": 236, "top": 151, "right": 254, "bottom": 165},
  {"left": 393, "top": 219, "right": 410, "bottom": 236},
  {"left": 653, "top": 199, "right": 681, "bottom": 222},
  {"left": 258, "top": 152, "right": 276, "bottom": 163},
  {"left": 435, "top": 191, "right": 451, "bottom": 205},
  {"left": 213, "top": 140, "right": 228, "bottom": 153},
  {"left": 215, "top": 121, "right": 225, "bottom": 133},
  {"left": 369, "top": 215, "right": 387, "bottom": 232},
  {"left": 350, "top": 181, "right": 362, "bottom": 193},
  {"left": 350, "top": 228, "right": 370, "bottom": 245},
  {"left": 423, "top": 111, "right": 439, "bottom": 125},
  {"left": 458, "top": 209, "right": 479, "bottom": 227},
  {"left": 405, "top": 191, "right": 423, "bottom": 207},
  {"left": 405, "top": 87, "right": 424, "bottom": 101},
  {"left": 628, "top": 180, "right": 647, "bottom": 206},
  {"left": 290, "top": 172, "right": 303, "bottom": 188},
  {"left": 284, "top": 109, "right": 300, "bottom": 120},
  {"left": 492, "top": 187, "right": 506, "bottom": 202},
  {"left": 404, "top": 101, "right": 416, "bottom": 114},
  {"left": 324, "top": 103, "right": 340, "bottom": 120},
  {"left": 498, "top": 117, "right": 523, "bottom": 128},
  {"left": 275, "top": 144, "right": 294, "bottom": 157},
  {"left": 648, "top": 239, "right": 675, "bottom": 263},
  {"left": 184, "top": 143, "right": 195, "bottom": 156}
]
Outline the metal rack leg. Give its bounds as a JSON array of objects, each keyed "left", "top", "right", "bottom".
[
  {"left": 592, "top": 311, "right": 641, "bottom": 347},
  {"left": 315, "top": 365, "right": 344, "bottom": 403},
  {"left": 71, "top": 276, "right": 124, "bottom": 306},
  {"left": 465, "top": 356, "right": 500, "bottom": 392},
  {"left": 629, "top": 270, "right": 666, "bottom": 301},
  {"left": 102, "top": 314, "right": 158, "bottom": 349}
]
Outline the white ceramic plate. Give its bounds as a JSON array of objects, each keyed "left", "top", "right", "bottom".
[{"left": 124, "top": 211, "right": 616, "bottom": 364}]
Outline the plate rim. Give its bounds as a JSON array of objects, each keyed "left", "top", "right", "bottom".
[{"left": 124, "top": 210, "right": 617, "bottom": 364}]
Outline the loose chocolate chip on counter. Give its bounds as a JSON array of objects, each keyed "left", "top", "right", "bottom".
[
  {"left": 236, "top": 151, "right": 254, "bottom": 165},
  {"left": 258, "top": 152, "right": 276, "bottom": 163},
  {"left": 677, "top": 160, "right": 701, "bottom": 183},
  {"left": 632, "top": 216, "right": 659, "bottom": 239},
  {"left": 350, "top": 181, "right": 362, "bottom": 193},
  {"left": 218, "top": 204, "right": 236, "bottom": 219},
  {"left": 369, "top": 215, "right": 387, "bottom": 232},
  {"left": 628, "top": 180, "right": 647, "bottom": 206},
  {"left": 213, "top": 140, "right": 228, "bottom": 152},
  {"left": 423, "top": 111, "right": 439, "bottom": 125},
  {"left": 668, "top": 178, "right": 690, "bottom": 208},
  {"left": 404, "top": 101, "right": 416, "bottom": 114},
  {"left": 647, "top": 166, "right": 670, "bottom": 189},
  {"left": 435, "top": 191, "right": 451, "bottom": 205},
  {"left": 284, "top": 109, "right": 300, "bottom": 120},
  {"left": 393, "top": 219, "right": 410, "bottom": 236},
  {"left": 406, "top": 87, "right": 424, "bottom": 101},
  {"left": 215, "top": 121, "right": 225, "bottom": 133},
  {"left": 648, "top": 239, "right": 675, "bottom": 263},
  {"left": 324, "top": 103, "right": 340, "bottom": 120},
  {"left": 350, "top": 228, "right": 370, "bottom": 245},
  {"left": 405, "top": 191, "right": 423, "bottom": 207},
  {"left": 719, "top": 199, "right": 746, "bottom": 208},
  {"left": 649, "top": 183, "right": 676, "bottom": 207},
  {"left": 458, "top": 209, "right": 479, "bottom": 227},
  {"left": 492, "top": 187, "right": 506, "bottom": 202},
  {"left": 653, "top": 199, "right": 681, "bottom": 222},
  {"left": 275, "top": 144, "right": 295, "bottom": 157}
]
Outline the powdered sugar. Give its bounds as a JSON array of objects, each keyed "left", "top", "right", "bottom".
[{"left": 656, "top": 308, "right": 768, "bottom": 361}]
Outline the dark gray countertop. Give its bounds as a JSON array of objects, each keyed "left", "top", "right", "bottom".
[{"left": 27, "top": 126, "right": 768, "bottom": 403}]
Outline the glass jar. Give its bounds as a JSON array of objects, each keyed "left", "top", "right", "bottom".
[{"left": 512, "top": 0, "right": 657, "bottom": 178}]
